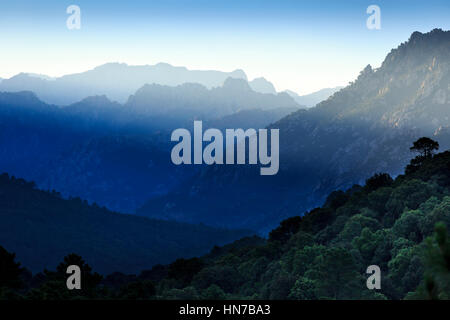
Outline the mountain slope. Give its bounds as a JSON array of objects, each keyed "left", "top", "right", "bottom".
[
  {"left": 125, "top": 78, "right": 300, "bottom": 121},
  {"left": 285, "top": 87, "right": 344, "bottom": 107},
  {"left": 0, "top": 91, "right": 193, "bottom": 213},
  {"left": 147, "top": 149, "right": 450, "bottom": 300},
  {"left": 137, "top": 29, "right": 450, "bottom": 233},
  {"left": 205, "top": 107, "right": 298, "bottom": 130},
  {"left": 0, "top": 77, "right": 300, "bottom": 213},
  {"left": 8, "top": 146, "right": 450, "bottom": 300},
  {"left": 0, "top": 173, "right": 251, "bottom": 274}
]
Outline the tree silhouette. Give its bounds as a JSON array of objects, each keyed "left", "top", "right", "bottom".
[
  {"left": 365, "top": 173, "right": 393, "bottom": 192},
  {"left": 55, "top": 253, "right": 103, "bottom": 293},
  {"left": 269, "top": 216, "right": 302, "bottom": 243},
  {"left": 410, "top": 137, "right": 439, "bottom": 158},
  {"left": 0, "top": 246, "right": 24, "bottom": 289},
  {"left": 406, "top": 137, "right": 440, "bottom": 174}
]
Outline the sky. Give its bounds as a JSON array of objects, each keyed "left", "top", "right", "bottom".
[{"left": 0, "top": 0, "right": 449, "bottom": 94}]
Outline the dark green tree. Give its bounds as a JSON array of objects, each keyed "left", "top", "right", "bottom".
[
  {"left": 167, "top": 258, "right": 204, "bottom": 286},
  {"left": 410, "top": 137, "right": 439, "bottom": 158},
  {"left": 118, "top": 281, "right": 156, "bottom": 300},
  {"left": 408, "top": 223, "right": 450, "bottom": 299},
  {"left": 406, "top": 138, "right": 440, "bottom": 174},
  {"left": 365, "top": 173, "right": 393, "bottom": 192},
  {"left": 304, "top": 247, "right": 363, "bottom": 299},
  {"left": 269, "top": 216, "right": 302, "bottom": 243},
  {"left": 202, "top": 284, "right": 226, "bottom": 300},
  {"left": 0, "top": 246, "right": 24, "bottom": 290}
]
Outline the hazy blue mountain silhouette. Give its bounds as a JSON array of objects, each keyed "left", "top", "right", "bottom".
[
  {"left": 126, "top": 78, "right": 300, "bottom": 121},
  {"left": 137, "top": 29, "right": 450, "bottom": 233},
  {"left": 249, "top": 77, "right": 277, "bottom": 94},
  {"left": 0, "top": 63, "right": 251, "bottom": 105},
  {"left": 0, "top": 91, "right": 191, "bottom": 212},
  {"left": 0, "top": 79, "right": 301, "bottom": 213},
  {"left": 285, "top": 87, "right": 344, "bottom": 107},
  {"left": 205, "top": 107, "right": 297, "bottom": 130}
]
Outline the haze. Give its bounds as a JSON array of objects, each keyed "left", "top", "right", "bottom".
[{"left": 0, "top": 0, "right": 449, "bottom": 94}]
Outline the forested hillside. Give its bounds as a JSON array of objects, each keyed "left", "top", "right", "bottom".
[
  {"left": 1, "top": 138, "right": 449, "bottom": 299},
  {"left": 147, "top": 141, "right": 450, "bottom": 300},
  {"left": 0, "top": 173, "right": 250, "bottom": 275}
]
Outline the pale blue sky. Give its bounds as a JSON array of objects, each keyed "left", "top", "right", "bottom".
[{"left": 0, "top": 0, "right": 449, "bottom": 94}]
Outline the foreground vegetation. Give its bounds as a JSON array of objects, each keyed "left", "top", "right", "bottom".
[{"left": 1, "top": 138, "right": 449, "bottom": 299}]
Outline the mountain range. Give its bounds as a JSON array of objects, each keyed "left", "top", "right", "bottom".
[
  {"left": 0, "top": 63, "right": 340, "bottom": 108},
  {"left": 136, "top": 29, "right": 450, "bottom": 233},
  {"left": 0, "top": 63, "right": 247, "bottom": 105},
  {"left": 0, "top": 78, "right": 301, "bottom": 213},
  {"left": 0, "top": 29, "right": 448, "bottom": 236},
  {"left": 125, "top": 78, "right": 300, "bottom": 123},
  {"left": 248, "top": 77, "right": 277, "bottom": 94}
]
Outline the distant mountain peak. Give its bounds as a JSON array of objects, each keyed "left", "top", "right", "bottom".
[
  {"left": 249, "top": 77, "right": 277, "bottom": 94},
  {"left": 0, "top": 63, "right": 250, "bottom": 105},
  {"left": 0, "top": 90, "right": 50, "bottom": 110},
  {"left": 222, "top": 77, "right": 252, "bottom": 91},
  {"left": 409, "top": 28, "right": 447, "bottom": 42},
  {"left": 10, "top": 72, "right": 42, "bottom": 80},
  {"left": 381, "top": 29, "right": 450, "bottom": 71},
  {"left": 362, "top": 64, "right": 373, "bottom": 73},
  {"left": 0, "top": 90, "right": 39, "bottom": 101},
  {"left": 23, "top": 73, "right": 55, "bottom": 81},
  {"left": 93, "top": 62, "right": 128, "bottom": 70},
  {"left": 153, "top": 62, "right": 183, "bottom": 70},
  {"left": 154, "top": 62, "right": 172, "bottom": 67},
  {"left": 229, "top": 69, "right": 248, "bottom": 80},
  {"left": 76, "top": 95, "right": 115, "bottom": 105}
]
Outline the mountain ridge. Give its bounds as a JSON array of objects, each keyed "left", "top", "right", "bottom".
[
  {"left": 285, "top": 87, "right": 344, "bottom": 107},
  {"left": 137, "top": 29, "right": 450, "bottom": 233},
  {"left": 0, "top": 173, "right": 251, "bottom": 274},
  {"left": 0, "top": 78, "right": 301, "bottom": 213},
  {"left": 0, "top": 63, "right": 277, "bottom": 105}
]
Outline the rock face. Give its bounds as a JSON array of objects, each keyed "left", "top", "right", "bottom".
[{"left": 137, "top": 29, "right": 450, "bottom": 233}]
